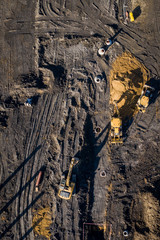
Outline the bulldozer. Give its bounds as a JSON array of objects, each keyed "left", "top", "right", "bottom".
[
  {"left": 58, "top": 157, "right": 79, "bottom": 200},
  {"left": 137, "top": 85, "right": 155, "bottom": 113},
  {"left": 110, "top": 101, "right": 123, "bottom": 144},
  {"left": 111, "top": 117, "right": 123, "bottom": 144}
]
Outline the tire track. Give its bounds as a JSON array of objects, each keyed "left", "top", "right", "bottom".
[
  {"left": 13, "top": 93, "right": 65, "bottom": 239},
  {"left": 53, "top": 101, "right": 87, "bottom": 240},
  {"left": 14, "top": 95, "right": 52, "bottom": 239},
  {"left": 37, "top": 0, "right": 118, "bottom": 38},
  {"left": 15, "top": 95, "right": 52, "bottom": 238},
  {"left": 23, "top": 93, "right": 64, "bottom": 238}
]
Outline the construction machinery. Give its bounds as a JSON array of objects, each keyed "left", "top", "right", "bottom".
[
  {"left": 129, "top": 11, "right": 134, "bottom": 22},
  {"left": 110, "top": 101, "right": 123, "bottom": 144},
  {"left": 137, "top": 85, "right": 155, "bottom": 113},
  {"left": 119, "top": 0, "right": 135, "bottom": 24},
  {"left": 58, "top": 157, "right": 79, "bottom": 200},
  {"left": 111, "top": 117, "right": 123, "bottom": 144}
]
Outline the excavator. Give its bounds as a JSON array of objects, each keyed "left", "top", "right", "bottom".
[
  {"left": 137, "top": 84, "right": 155, "bottom": 113},
  {"left": 110, "top": 102, "right": 123, "bottom": 144},
  {"left": 58, "top": 157, "right": 79, "bottom": 200}
]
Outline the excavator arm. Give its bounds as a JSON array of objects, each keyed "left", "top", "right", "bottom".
[{"left": 66, "top": 158, "right": 75, "bottom": 187}]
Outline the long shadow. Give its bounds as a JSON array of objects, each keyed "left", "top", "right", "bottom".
[
  {"left": 88, "top": 123, "right": 110, "bottom": 214},
  {"left": 0, "top": 145, "right": 41, "bottom": 191},
  {"left": 95, "top": 123, "right": 109, "bottom": 142},
  {"left": 95, "top": 123, "right": 110, "bottom": 156},
  {"left": 20, "top": 217, "right": 43, "bottom": 240},
  {"left": 0, "top": 168, "right": 42, "bottom": 215},
  {"left": 77, "top": 114, "right": 95, "bottom": 224},
  {"left": 110, "top": 28, "right": 123, "bottom": 42},
  {"left": 0, "top": 191, "right": 44, "bottom": 239},
  {"left": 78, "top": 115, "right": 110, "bottom": 238},
  {"left": 103, "top": 28, "right": 123, "bottom": 52}
]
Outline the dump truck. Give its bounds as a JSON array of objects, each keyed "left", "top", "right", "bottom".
[
  {"left": 137, "top": 85, "right": 155, "bottom": 113},
  {"left": 111, "top": 117, "right": 123, "bottom": 144},
  {"left": 58, "top": 157, "right": 79, "bottom": 200}
]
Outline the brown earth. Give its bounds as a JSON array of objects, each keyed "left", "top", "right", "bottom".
[
  {"left": 0, "top": 0, "right": 160, "bottom": 240},
  {"left": 110, "top": 51, "right": 150, "bottom": 120}
]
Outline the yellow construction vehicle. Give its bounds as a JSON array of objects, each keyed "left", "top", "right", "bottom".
[
  {"left": 58, "top": 157, "right": 79, "bottom": 200},
  {"left": 137, "top": 85, "right": 155, "bottom": 113},
  {"left": 111, "top": 117, "right": 123, "bottom": 144},
  {"left": 129, "top": 11, "right": 134, "bottom": 22},
  {"left": 110, "top": 101, "right": 123, "bottom": 144}
]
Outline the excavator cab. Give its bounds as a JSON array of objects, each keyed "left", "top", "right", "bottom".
[
  {"left": 58, "top": 157, "right": 79, "bottom": 200},
  {"left": 111, "top": 117, "right": 123, "bottom": 144},
  {"left": 137, "top": 85, "right": 155, "bottom": 113}
]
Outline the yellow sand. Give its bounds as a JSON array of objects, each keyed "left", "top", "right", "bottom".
[
  {"left": 110, "top": 52, "right": 150, "bottom": 120},
  {"left": 32, "top": 206, "right": 52, "bottom": 240}
]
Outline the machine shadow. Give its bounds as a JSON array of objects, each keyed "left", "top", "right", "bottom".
[
  {"left": 110, "top": 28, "right": 123, "bottom": 42},
  {"left": 132, "top": 6, "right": 141, "bottom": 20}
]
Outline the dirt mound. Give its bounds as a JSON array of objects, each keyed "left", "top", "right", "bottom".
[
  {"left": 32, "top": 206, "right": 52, "bottom": 240},
  {"left": 110, "top": 52, "right": 150, "bottom": 120}
]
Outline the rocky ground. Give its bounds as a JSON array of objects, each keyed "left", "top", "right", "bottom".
[{"left": 0, "top": 0, "right": 160, "bottom": 240}]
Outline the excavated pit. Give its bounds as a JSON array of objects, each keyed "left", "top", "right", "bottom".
[{"left": 110, "top": 52, "right": 150, "bottom": 121}]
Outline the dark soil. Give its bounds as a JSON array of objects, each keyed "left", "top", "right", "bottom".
[{"left": 0, "top": 0, "right": 160, "bottom": 240}]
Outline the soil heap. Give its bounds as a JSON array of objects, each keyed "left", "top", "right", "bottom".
[{"left": 110, "top": 52, "right": 150, "bottom": 120}]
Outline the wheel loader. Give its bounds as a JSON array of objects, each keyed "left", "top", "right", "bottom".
[
  {"left": 137, "top": 85, "right": 155, "bottom": 113},
  {"left": 58, "top": 157, "right": 79, "bottom": 200},
  {"left": 111, "top": 117, "right": 123, "bottom": 144}
]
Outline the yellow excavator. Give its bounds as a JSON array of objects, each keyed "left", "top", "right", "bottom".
[
  {"left": 137, "top": 85, "right": 155, "bottom": 113},
  {"left": 110, "top": 102, "right": 123, "bottom": 144},
  {"left": 58, "top": 157, "right": 79, "bottom": 200}
]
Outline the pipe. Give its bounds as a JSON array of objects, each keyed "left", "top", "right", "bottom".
[{"left": 35, "top": 171, "right": 42, "bottom": 192}]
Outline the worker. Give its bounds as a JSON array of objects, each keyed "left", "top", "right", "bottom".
[
  {"left": 24, "top": 98, "right": 32, "bottom": 107},
  {"left": 124, "top": 11, "right": 129, "bottom": 24}
]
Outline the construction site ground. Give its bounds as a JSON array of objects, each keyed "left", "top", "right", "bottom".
[{"left": 0, "top": 0, "right": 160, "bottom": 240}]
